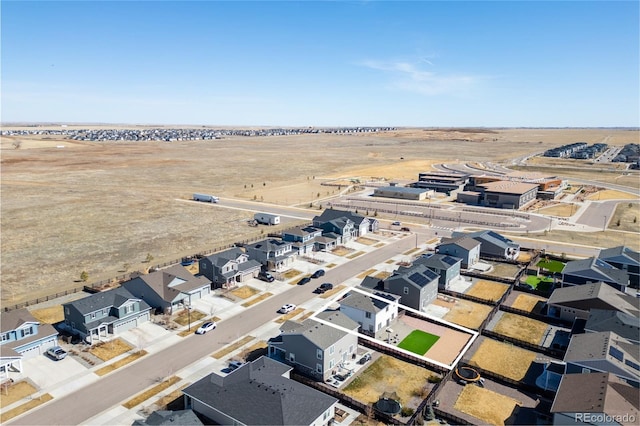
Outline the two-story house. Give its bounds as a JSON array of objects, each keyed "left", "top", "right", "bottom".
[
  {"left": 267, "top": 311, "right": 359, "bottom": 381},
  {"left": 282, "top": 226, "right": 323, "bottom": 256},
  {"left": 183, "top": 356, "right": 337, "bottom": 426},
  {"left": 199, "top": 247, "right": 262, "bottom": 288},
  {"left": 453, "top": 230, "right": 520, "bottom": 261},
  {"left": 598, "top": 246, "right": 640, "bottom": 288},
  {"left": 561, "top": 257, "right": 629, "bottom": 292},
  {"left": 121, "top": 265, "right": 212, "bottom": 314},
  {"left": 1, "top": 309, "right": 58, "bottom": 378},
  {"left": 245, "top": 239, "right": 296, "bottom": 271},
  {"left": 62, "top": 287, "right": 152, "bottom": 344},
  {"left": 313, "top": 209, "right": 372, "bottom": 239},
  {"left": 338, "top": 290, "right": 400, "bottom": 337},
  {"left": 416, "top": 253, "right": 462, "bottom": 290},
  {"left": 436, "top": 236, "right": 481, "bottom": 269}
]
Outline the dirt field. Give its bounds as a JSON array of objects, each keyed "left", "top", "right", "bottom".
[
  {"left": 89, "top": 338, "right": 133, "bottom": 361},
  {"left": 511, "top": 294, "right": 546, "bottom": 313},
  {"left": 468, "top": 339, "right": 537, "bottom": 381},
  {"left": 453, "top": 384, "right": 521, "bottom": 426},
  {"left": 437, "top": 298, "right": 493, "bottom": 330},
  {"left": 2, "top": 128, "right": 638, "bottom": 306},
  {"left": 538, "top": 203, "right": 578, "bottom": 217},
  {"left": 466, "top": 280, "right": 510, "bottom": 302},
  {"left": 491, "top": 313, "right": 548, "bottom": 345},
  {"left": 586, "top": 189, "right": 639, "bottom": 201}
]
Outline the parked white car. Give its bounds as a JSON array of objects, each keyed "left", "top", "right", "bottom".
[
  {"left": 278, "top": 304, "right": 296, "bottom": 314},
  {"left": 46, "top": 346, "right": 67, "bottom": 361},
  {"left": 195, "top": 321, "right": 217, "bottom": 334}
]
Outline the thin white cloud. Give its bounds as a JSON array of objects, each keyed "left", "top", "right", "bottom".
[{"left": 360, "top": 60, "right": 480, "bottom": 96}]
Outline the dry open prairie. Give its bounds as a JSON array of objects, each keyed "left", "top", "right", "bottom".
[{"left": 1, "top": 127, "right": 638, "bottom": 306}]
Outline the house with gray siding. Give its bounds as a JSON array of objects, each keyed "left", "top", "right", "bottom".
[
  {"left": 551, "top": 372, "right": 639, "bottom": 426},
  {"left": 598, "top": 246, "right": 640, "bottom": 288},
  {"left": 245, "top": 239, "right": 296, "bottom": 271},
  {"left": 268, "top": 311, "right": 359, "bottom": 381},
  {"left": 313, "top": 209, "right": 372, "bottom": 238},
  {"left": 436, "top": 236, "right": 480, "bottom": 269},
  {"left": 561, "top": 257, "right": 629, "bottom": 292},
  {"left": 453, "top": 230, "right": 520, "bottom": 260},
  {"left": 183, "top": 356, "right": 337, "bottom": 426},
  {"left": 133, "top": 410, "right": 203, "bottom": 426},
  {"left": 416, "top": 253, "right": 462, "bottom": 290},
  {"left": 564, "top": 331, "right": 639, "bottom": 387},
  {"left": 1, "top": 309, "right": 58, "bottom": 378},
  {"left": 199, "top": 248, "right": 262, "bottom": 288},
  {"left": 361, "top": 262, "right": 439, "bottom": 311},
  {"left": 63, "top": 287, "right": 152, "bottom": 344},
  {"left": 546, "top": 282, "right": 639, "bottom": 323},
  {"left": 282, "top": 226, "right": 323, "bottom": 256},
  {"left": 122, "top": 265, "right": 211, "bottom": 314}
]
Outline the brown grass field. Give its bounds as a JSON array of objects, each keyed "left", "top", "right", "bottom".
[
  {"left": 586, "top": 189, "right": 639, "bottom": 201},
  {"left": 0, "top": 393, "right": 53, "bottom": 423},
  {"left": 343, "top": 354, "right": 436, "bottom": 405},
  {"left": 492, "top": 313, "right": 548, "bottom": 345},
  {"left": 211, "top": 335, "right": 255, "bottom": 359},
  {"left": 89, "top": 338, "right": 133, "bottom": 361},
  {"left": 538, "top": 203, "right": 578, "bottom": 217},
  {"left": 468, "top": 339, "right": 537, "bottom": 381},
  {"left": 95, "top": 350, "right": 147, "bottom": 376},
  {"left": 0, "top": 380, "right": 37, "bottom": 408},
  {"left": 173, "top": 309, "right": 207, "bottom": 326},
  {"left": 2, "top": 128, "right": 638, "bottom": 306},
  {"left": 29, "top": 306, "right": 64, "bottom": 324},
  {"left": 122, "top": 376, "right": 181, "bottom": 409},
  {"left": 454, "top": 385, "right": 521, "bottom": 426},
  {"left": 437, "top": 298, "right": 493, "bottom": 330},
  {"left": 466, "top": 280, "right": 510, "bottom": 302},
  {"left": 511, "top": 294, "right": 546, "bottom": 313},
  {"left": 230, "top": 286, "right": 260, "bottom": 299}
]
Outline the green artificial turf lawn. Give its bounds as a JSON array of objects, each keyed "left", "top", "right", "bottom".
[
  {"left": 536, "top": 259, "right": 565, "bottom": 273},
  {"left": 397, "top": 330, "right": 440, "bottom": 355},
  {"left": 525, "top": 275, "right": 554, "bottom": 290}
]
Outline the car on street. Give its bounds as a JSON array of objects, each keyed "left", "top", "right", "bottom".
[
  {"left": 195, "top": 321, "right": 217, "bottom": 334},
  {"left": 358, "top": 353, "right": 372, "bottom": 364},
  {"left": 392, "top": 221, "right": 401, "bottom": 226},
  {"left": 400, "top": 227, "right": 411, "bottom": 232},
  {"left": 278, "top": 304, "right": 296, "bottom": 314},
  {"left": 297, "top": 276, "right": 312, "bottom": 285},
  {"left": 314, "top": 283, "right": 334, "bottom": 294},
  {"left": 310, "top": 269, "right": 325, "bottom": 279},
  {"left": 46, "top": 346, "right": 67, "bottom": 361}
]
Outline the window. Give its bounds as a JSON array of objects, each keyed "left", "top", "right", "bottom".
[
  {"left": 202, "top": 263, "right": 206, "bottom": 269},
  {"left": 329, "top": 345, "right": 335, "bottom": 355},
  {"left": 316, "top": 363, "right": 322, "bottom": 373},
  {"left": 625, "top": 359, "right": 640, "bottom": 371},
  {"left": 317, "top": 349, "right": 323, "bottom": 360},
  {"left": 1, "top": 333, "right": 9, "bottom": 342},
  {"left": 365, "top": 312, "right": 372, "bottom": 319},
  {"left": 329, "top": 359, "right": 334, "bottom": 369},
  {"left": 582, "top": 367, "right": 591, "bottom": 374},
  {"left": 609, "top": 346, "right": 624, "bottom": 362},
  {"left": 289, "top": 353, "right": 296, "bottom": 362},
  {"left": 403, "top": 287, "right": 409, "bottom": 295},
  {"left": 65, "top": 307, "right": 70, "bottom": 315},
  {"left": 91, "top": 312, "right": 96, "bottom": 319}
]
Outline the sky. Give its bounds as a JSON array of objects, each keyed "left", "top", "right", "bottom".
[{"left": 2, "top": 1, "right": 639, "bottom": 127}]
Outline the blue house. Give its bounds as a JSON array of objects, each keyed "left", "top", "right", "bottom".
[{"left": 1, "top": 308, "right": 58, "bottom": 378}]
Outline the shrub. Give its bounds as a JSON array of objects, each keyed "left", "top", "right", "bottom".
[
  {"left": 400, "top": 407, "right": 415, "bottom": 417},
  {"left": 428, "top": 375, "right": 442, "bottom": 384}
]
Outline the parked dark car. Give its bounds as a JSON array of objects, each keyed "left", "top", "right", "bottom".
[
  {"left": 297, "top": 277, "right": 312, "bottom": 285},
  {"left": 258, "top": 271, "right": 275, "bottom": 282},
  {"left": 400, "top": 227, "right": 410, "bottom": 232},
  {"left": 310, "top": 269, "right": 325, "bottom": 279},
  {"left": 358, "top": 353, "right": 372, "bottom": 364},
  {"left": 314, "top": 283, "right": 334, "bottom": 294}
]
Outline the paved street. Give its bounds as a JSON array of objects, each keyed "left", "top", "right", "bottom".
[{"left": 9, "top": 235, "right": 417, "bottom": 426}]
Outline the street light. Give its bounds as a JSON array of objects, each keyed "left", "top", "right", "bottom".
[
  {"left": 180, "top": 291, "right": 192, "bottom": 331},
  {"left": 603, "top": 215, "right": 608, "bottom": 232}
]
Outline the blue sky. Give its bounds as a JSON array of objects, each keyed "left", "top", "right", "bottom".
[{"left": 2, "top": 1, "right": 638, "bottom": 127}]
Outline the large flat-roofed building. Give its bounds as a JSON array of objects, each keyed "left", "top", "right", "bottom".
[
  {"left": 373, "top": 185, "right": 433, "bottom": 200},
  {"left": 458, "top": 179, "right": 538, "bottom": 210},
  {"left": 412, "top": 172, "right": 470, "bottom": 194}
]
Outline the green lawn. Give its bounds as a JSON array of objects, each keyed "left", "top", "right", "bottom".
[
  {"left": 525, "top": 276, "right": 554, "bottom": 292},
  {"left": 537, "top": 259, "right": 565, "bottom": 273},
  {"left": 397, "top": 330, "right": 440, "bottom": 355}
]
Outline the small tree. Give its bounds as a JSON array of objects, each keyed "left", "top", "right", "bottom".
[
  {"left": 145, "top": 253, "right": 154, "bottom": 263},
  {"left": 80, "top": 271, "right": 89, "bottom": 282},
  {"left": 12, "top": 140, "right": 22, "bottom": 149},
  {"left": 616, "top": 219, "right": 621, "bottom": 227}
]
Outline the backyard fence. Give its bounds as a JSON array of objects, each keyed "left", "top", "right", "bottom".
[
  {"left": 438, "top": 289, "right": 498, "bottom": 307},
  {"left": 358, "top": 337, "right": 448, "bottom": 375},
  {"left": 480, "top": 329, "right": 565, "bottom": 359}
]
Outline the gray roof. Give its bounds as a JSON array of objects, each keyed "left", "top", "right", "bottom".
[
  {"left": 562, "top": 257, "right": 629, "bottom": 286},
  {"left": 564, "top": 331, "right": 639, "bottom": 366},
  {"left": 585, "top": 309, "right": 640, "bottom": 342},
  {"left": 438, "top": 235, "right": 480, "bottom": 251},
  {"left": 283, "top": 226, "right": 322, "bottom": 238},
  {"left": 204, "top": 247, "right": 245, "bottom": 264},
  {"left": 454, "top": 230, "right": 519, "bottom": 250},
  {"left": 313, "top": 209, "right": 368, "bottom": 226},
  {"left": 124, "top": 265, "right": 211, "bottom": 302},
  {"left": 1, "top": 308, "right": 39, "bottom": 333},
  {"left": 547, "top": 282, "right": 639, "bottom": 316},
  {"left": 182, "top": 356, "right": 336, "bottom": 425},
  {"left": 247, "top": 239, "right": 292, "bottom": 252},
  {"left": 416, "top": 253, "right": 462, "bottom": 270},
  {"left": 0, "top": 308, "right": 58, "bottom": 352},
  {"left": 339, "top": 291, "right": 396, "bottom": 313},
  {"left": 389, "top": 263, "right": 439, "bottom": 289},
  {"left": 599, "top": 246, "right": 640, "bottom": 267},
  {"left": 133, "top": 410, "right": 203, "bottom": 426},
  {"left": 281, "top": 311, "right": 358, "bottom": 350},
  {"left": 63, "top": 286, "right": 151, "bottom": 315},
  {"left": 551, "top": 372, "right": 639, "bottom": 421}
]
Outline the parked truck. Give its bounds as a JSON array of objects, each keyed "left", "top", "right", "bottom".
[
  {"left": 193, "top": 193, "right": 219, "bottom": 203},
  {"left": 254, "top": 212, "right": 280, "bottom": 225}
]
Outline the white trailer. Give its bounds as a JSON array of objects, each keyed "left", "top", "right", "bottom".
[
  {"left": 193, "top": 193, "right": 219, "bottom": 203},
  {"left": 254, "top": 212, "right": 280, "bottom": 225}
]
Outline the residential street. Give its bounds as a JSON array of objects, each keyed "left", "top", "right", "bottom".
[{"left": 9, "top": 235, "right": 417, "bottom": 426}]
